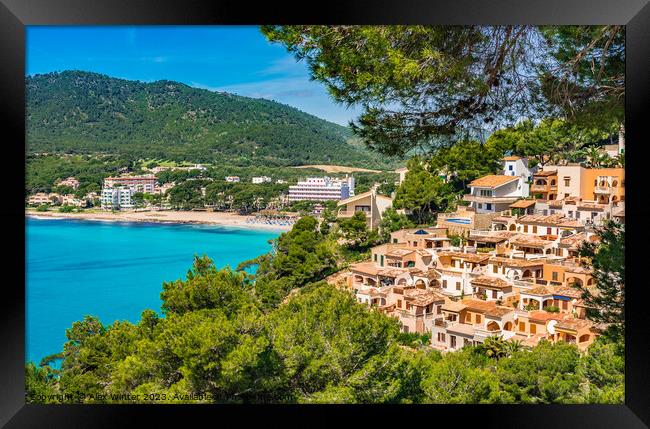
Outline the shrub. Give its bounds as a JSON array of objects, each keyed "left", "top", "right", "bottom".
[{"left": 543, "top": 305, "right": 560, "bottom": 313}]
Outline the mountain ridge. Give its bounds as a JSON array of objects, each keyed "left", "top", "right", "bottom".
[{"left": 26, "top": 70, "right": 393, "bottom": 168}]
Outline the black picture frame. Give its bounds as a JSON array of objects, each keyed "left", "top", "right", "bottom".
[{"left": 1, "top": 0, "right": 648, "bottom": 427}]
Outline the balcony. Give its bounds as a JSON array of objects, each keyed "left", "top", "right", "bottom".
[
  {"left": 434, "top": 319, "right": 459, "bottom": 328},
  {"left": 337, "top": 210, "right": 371, "bottom": 218},
  {"left": 462, "top": 195, "right": 519, "bottom": 204},
  {"left": 530, "top": 184, "right": 548, "bottom": 192},
  {"left": 594, "top": 186, "right": 613, "bottom": 194}
]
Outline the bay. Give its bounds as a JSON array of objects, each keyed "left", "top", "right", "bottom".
[{"left": 25, "top": 217, "right": 280, "bottom": 364}]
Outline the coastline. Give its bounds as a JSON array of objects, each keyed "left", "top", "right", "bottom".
[{"left": 25, "top": 209, "right": 292, "bottom": 232}]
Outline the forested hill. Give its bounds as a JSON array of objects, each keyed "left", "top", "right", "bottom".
[{"left": 26, "top": 71, "right": 392, "bottom": 167}]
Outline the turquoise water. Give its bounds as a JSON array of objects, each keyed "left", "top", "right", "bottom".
[{"left": 26, "top": 217, "right": 280, "bottom": 364}]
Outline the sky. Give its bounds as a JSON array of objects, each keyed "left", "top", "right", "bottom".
[{"left": 26, "top": 26, "right": 362, "bottom": 126}]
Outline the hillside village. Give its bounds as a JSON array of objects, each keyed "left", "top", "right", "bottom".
[{"left": 327, "top": 141, "right": 624, "bottom": 353}]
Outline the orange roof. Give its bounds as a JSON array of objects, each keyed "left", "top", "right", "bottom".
[
  {"left": 469, "top": 175, "right": 519, "bottom": 188},
  {"left": 461, "top": 298, "right": 514, "bottom": 317},
  {"left": 533, "top": 170, "right": 557, "bottom": 177},
  {"left": 524, "top": 286, "right": 554, "bottom": 296},
  {"left": 470, "top": 276, "right": 512, "bottom": 290},
  {"left": 403, "top": 288, "right": 446, "bottom": 306},
  {"left": 510, "top": 199, "right": 536, "bottom": 209},
  {"left": 502, "top": 156, "right": 522, "bottom": 161}
]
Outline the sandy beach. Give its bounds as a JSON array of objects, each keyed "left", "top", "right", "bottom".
[{"left": 26, "top": 209, "right": 293, "bottom": 232}]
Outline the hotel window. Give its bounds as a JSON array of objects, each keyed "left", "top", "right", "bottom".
[
  {"left": 450, "top": 335, "right": 457, "bottom": 348},
  {"left": 475, "top": 314, "right": 482, "bottom": 323},
  {"left": 373, "top": 254, "right": 377, "bottom": 262},
  {"left": 397, "top": 300, "right": 402, "bottom": 308},
  {"left": 532, "top": 226, "right": 537, "bottom": 233},
  {"left": 564, "top": 177, "right": 571, "bottom": 186},
  {"left": 519, "top": 322, "right": 525, "bottom": 331},
  {"left": 456, "top": 282, "right": 461, "bottom": 290},
  {"left": 530, "top": 324, "right": 537, "bottom": 334},
  {"left": 442, "top": 279, "right": 447, "bottom": 288},
  {"left": 437, "top": 305, "right": 442, "bottom": 314},
  {"left": 466, "top": 313, "right": 472, "bottom": 323},
  {"left": 493, "top": 265, "right": 498, "bottom": 273},
  {"left": 552, "top": 272, "right": 558, "bottom": 281},
  {"left": 492, "top": 290, "right": 498, "bottom": 299},
  {"left": 380, "top": 255, "right": 384, "bottom": 267},
  {"left": 523, "top": 225, "right": 528, "bottom": 233},
  {"left": 562, "top": 301, "right": 568, "bottom": 310},
  {"left": 486, "top": 203, "right": 492, "bottom": 210},
  {"left": 437, "top": 333, "right": 446, "bottom": 342}
]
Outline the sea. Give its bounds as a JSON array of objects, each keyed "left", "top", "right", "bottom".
[{"left": 25, "top": 217, "right": 281, "bottom": 365}]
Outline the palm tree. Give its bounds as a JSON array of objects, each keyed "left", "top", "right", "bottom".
[
  {"left": 503, "top": 339, "right": 523, "bottom": 357},
  {"left": 583, "top": 147, "right": 603, "bottom": 168},
  {"left": 614, "top": 153, "right": 625, "bottom": 168},
  {"left": 481, "top": 335, "right": 508, "bottom": 360}
]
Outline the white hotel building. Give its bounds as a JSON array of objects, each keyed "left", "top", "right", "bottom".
[
  {"left": 288, "top": 176, "right": 355, "bottom": 201},
  {"left": 101, "top": 187, "right": 134, "bottom": 210}
]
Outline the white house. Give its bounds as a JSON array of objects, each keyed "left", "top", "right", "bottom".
[
  {"left": 252, "top": 176, "right": 272, "bottom": 184},
  {"left": 502, "top": 156, "right": 537, "bottom": 181},
  {"left": 463, "top": 175, "right": 530, "bottom": 214},
  {"left": 225, "top": 176, "right": 240, "bottom": 183}
]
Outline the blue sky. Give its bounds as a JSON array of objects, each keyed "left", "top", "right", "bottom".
[{"left": 26, "top": 26, "right": 362, "bottom": 126}]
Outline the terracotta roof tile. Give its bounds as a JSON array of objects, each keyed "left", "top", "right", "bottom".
[
  {"left": 510, "top": 199, "right": 537, "bottom": 209},
  {"left": 470, "top": 276, "right": 512, "bottom": 290},
  {"left": 469, "top": 175, "right": 519, "bottom": 188}
]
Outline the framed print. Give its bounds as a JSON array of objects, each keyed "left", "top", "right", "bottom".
[{"left": 0, "top": 0, "right": 648, "bottom": 427}]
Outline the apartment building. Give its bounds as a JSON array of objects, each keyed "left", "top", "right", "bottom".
[
  {"left": 534, "top": 165, "right": 625, "bottom": 204},
  {"left": 435, "top": 252, "right": 491, "bottom": 297},
  {"left": 104, "top": 175, "right": 156, "bottom": 193},
  {"left": 101, "top": 187, "right": 134, "bottom": 210},
  {"left": 55, "top": 177, "right": 80, "bottom": 190},
  {"left": 27, "top": 193, "right": 60, "bottom": 206},
  {"left": 288, "top": 176, "right": 355, "bottom": 201}
]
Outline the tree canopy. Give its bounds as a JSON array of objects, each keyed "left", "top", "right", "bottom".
[{"left": 262, "top": 25, "right": 624, "bottom": 156}]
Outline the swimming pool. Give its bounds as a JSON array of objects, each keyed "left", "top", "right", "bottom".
[{"left": 443, "top": 218, "right": 471, "bottom": 224}]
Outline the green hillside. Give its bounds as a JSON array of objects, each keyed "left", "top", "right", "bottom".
[{"left": 26, "top": 71, "right": 393, "bottom": 168}]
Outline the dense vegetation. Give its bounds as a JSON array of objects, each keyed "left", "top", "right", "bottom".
[
  {"left": 26, "top": 71, "right": 396, "bottom": 168},
  {"left": 262, "top": 26, "right": 624, "bottom": 157},
  {"left": 26, "top": 218, "right": 624, "bottom": 404}
]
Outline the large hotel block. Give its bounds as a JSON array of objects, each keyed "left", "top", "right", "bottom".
[
  {"left": 104, "top": 175, "right": 157, "bottom": 193},
  {"left": 288, "top": 176, "right": 355, "bottom": 201}
]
